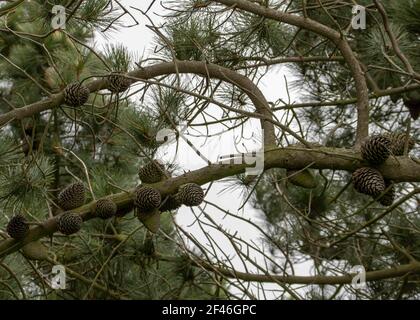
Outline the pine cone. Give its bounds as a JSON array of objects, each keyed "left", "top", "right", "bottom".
[
  {"left": 57, "top": 212, "right": 83, "bottom": 235},
  {"left": 134, "top": 186, "right": 161, "bottom": 213},
  {"left": 378, "top": 180, "right": 395, "bottom": 206},
  {"left": 360, "top": 135, "right": 391, "bottom": 165},
  {"left": 138, "top": 160, "right": 167, "bottom": 183},
  {"left": 176, "top": 183, "right": 204, "bottom": 207},
  {"left": 6, "top": 215, "right": 29, "bottom": 240},
  {"left": 95, "top": 198, "right": 117, "bottom": 219},
  {"left": 403, "top": 98, "right": 420, "bottom": 120},
  {"left": 57, "top": 182, "right": 86, "bottom": 211},
  {"left": 385, "top": 133, "right": 415, "bottom": 156},
  {"left": 390, "top": 93, "right": 401, "bottom": 103},
  {"left": 352, "top": 167, "right": 385, "bottom": 197},
  {"left": 107, "top": 72, "right": 131, "bottom": 93},
  {"left": 63, "top": 82, "right": 90, "bottom": 107},
  {"left": 160, "top": 195, "right": 182, "bottom": 212}
]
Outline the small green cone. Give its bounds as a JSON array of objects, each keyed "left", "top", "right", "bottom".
[
  {"left": 136, "top": 208, "right": 161, "bottom": 234},
  {"left": 22, "top": 241, "right": 49, "bottom": 261},
  {"left": 287, "top": 169, "right": 317, "bottom": 189}
]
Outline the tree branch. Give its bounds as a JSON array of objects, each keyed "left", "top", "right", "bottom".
[
  {"left": 0, "top": 146, "right": 418, "bottom": 259},
  {"left": 156, "top": 252, "right": 420, "bottom": 285},
  {"left": 211, "top": 0, "right": 369, "bottom": 146},
  {"left": 0, "top": 61, "right": 278, "bottom": 146}
]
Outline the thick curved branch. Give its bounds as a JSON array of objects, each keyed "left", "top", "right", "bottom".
[
  {"left": 0, "top": 61, "right": 277, "bottom": 146},
  {"left": 212, "top": 0, "right": 369, "bottom": 146}
]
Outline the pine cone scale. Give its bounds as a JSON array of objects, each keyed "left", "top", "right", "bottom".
[
  {"left": 176, "top": 183, "right": 204, "bottom": 207},
  {"left": 57, "top": 213, "right": 83, "bottom": 235},
  {"left": 95, "top": 198, "right": 117, "bottom": 219},
  {"left": 138, "top": 160, "right": 167, "bottom": 184},
  {"left": 134, "top": 186, "right": 161, "bottom": 213},
  {"left": 58, "top": 182, "right": 86, "bottom": 211},
  {"left": 352, "top": 167, "right": 385, "bottom": 197},
  {"left": 63, "top": 82, "right": 90, "bottom": 107},
  {"left": 361, "top": 135, "right": 391, "bottom": 165},
  {"left": 7, "top": 215, "right": 29, "bottom": 240}
]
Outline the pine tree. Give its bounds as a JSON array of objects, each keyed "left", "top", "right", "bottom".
[
  {"left": 0, "top": 0, "right": 419, "bottom": 301},
  {"left": 0, "top": 0, "right": 217, "bottom": 300}
]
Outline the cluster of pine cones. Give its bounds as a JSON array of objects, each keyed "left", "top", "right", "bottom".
[
  {"left": 5, "top": 181, "right": 87, "bottom": 239},
  {"left": 62, "top": 72, "right": 131, "bottom": 107},
  {"left": 5, "top": 159, "right": 205, "bottom": 239},
  {"left": 54, "top": 181, "right": 86, "bottom": 235},
  {"left": 5, "top": 74, "right": 186, "bottom": 240},
  {"left": 135, "top": 160, "right": 205, "bottom": 214},
  {"left": 55, "top": 181, "right": 126, "bottom": 234},
  {"left": 352, "top": 133, "right": 416, "bottom": 206},
  {"left": 133, "top": 159, "right": 205, "bottom": 232},
  {"left": 7, "top": 180, "right": 119, "bottom": 238}
]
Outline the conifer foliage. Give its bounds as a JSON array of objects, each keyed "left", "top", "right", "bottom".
[{"left": 0, "top": 0, "right": 418, "bottom": 301}]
